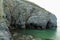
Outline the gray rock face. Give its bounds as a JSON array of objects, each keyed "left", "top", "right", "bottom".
[
  {"left": 47, "top": 13, "right": 57, "bottom": 29},
  {"left": 26, "top": 16, "right": 49, "bottom": 29},
  {"left": 26, "top": 13, "right": 57, "bottom": 29},
  {"left": 3, "top": 0, "right": 57, "bottom": 29},
  {"left": 0, "top": 23, "right": 13, "bottom": 40}
]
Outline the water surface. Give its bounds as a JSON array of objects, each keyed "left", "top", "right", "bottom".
[{"left": 13, "top": 26, "right": 60, "bottom": 40}]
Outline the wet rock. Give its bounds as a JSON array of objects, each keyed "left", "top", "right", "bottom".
[{"left": 15, "top": 35, "right": 34, "bottom": 40}]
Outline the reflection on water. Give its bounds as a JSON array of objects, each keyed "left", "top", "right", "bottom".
[{"left": 13, "top": 26, "right": 60, "bottom": 40}]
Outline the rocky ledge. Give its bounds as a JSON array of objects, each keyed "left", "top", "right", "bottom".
[
  {"left": 4, "top": 0, "right": 57, "bottom": 29},
  {"left": 0, "top": 0, "right": 57, "bottom": 40}
]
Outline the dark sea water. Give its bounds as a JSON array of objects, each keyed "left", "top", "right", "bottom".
[
  {"left": 18, "top": 26, "right": 60, "bottom": 40},
  {"left": 13, "top": 26, "right": 60, "bottom": 40},
  {"left": 25, "top": 29, "right": 57, "bottom": 40}
]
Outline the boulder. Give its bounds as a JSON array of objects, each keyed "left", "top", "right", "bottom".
[
  {"left": 0, "top": 24, "right": 13, "bottom": 40},
  {"left": 3, "top": 0, "right": 57, "bottom": 29},
  {"left": 26, "top": 13, "right": 57, "bottom": 29}
]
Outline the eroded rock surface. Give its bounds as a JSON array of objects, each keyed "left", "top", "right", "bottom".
[{"left": 3, "top": 0, "right": 57, "bottom": 29}]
